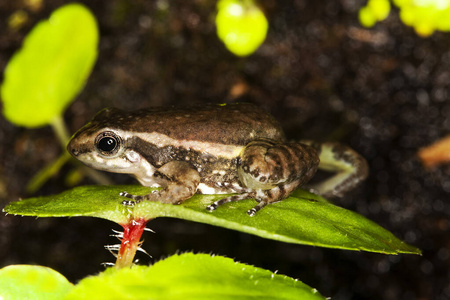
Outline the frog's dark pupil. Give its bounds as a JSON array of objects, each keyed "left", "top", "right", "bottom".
[
  {"left": 95, "top": 131, "right": 121, "bottom": 155},
  {"left": 98, "top": 137, "right": 117, "bottom": 152}
]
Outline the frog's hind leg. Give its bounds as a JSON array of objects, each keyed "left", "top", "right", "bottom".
[
  {"left": 207, "top": 139, "right": 319, "bottom": 216},
  {"left": 301, "top": 141, "right": 369, "bottom": 198}
]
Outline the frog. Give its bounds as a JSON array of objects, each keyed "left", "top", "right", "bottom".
[{"left": 67, "top": 103, "right": 368, "bottom": 216}]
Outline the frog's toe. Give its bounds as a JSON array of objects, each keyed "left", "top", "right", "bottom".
[
  {"left": 121, "top": 199, "right": 136, "bottom": 206},
  {"left": 122, "top": 200, "right": 136, "bottom": 206},
  {"left": 119, "top": 191, "right": 132, "bottom": 198},
  {"left": 247, "top": 201, "right": 268, "bottom": 217},
  {"left": 119, "top": 191, "right": 145, "bottom": 204},
  {"left": 247, "top": 207, "right": 257, "bottom": 217},
  {"left": 206, "top": 203, "right": 218, "bottom": 211}
]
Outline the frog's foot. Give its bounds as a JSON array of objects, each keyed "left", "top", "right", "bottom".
[
  {"left": 206, "top": 190, "right": 283, "bottom": 217},
  {"left": 247, "top": 200, "right": 269, "bottom": 217},
  {"left": 206, "top": 192, "right": 256, "bottom": 213},
  {"left": 244, "top": 181, "right": 301, "bottom": 216},
  {"left": 301, "top": 141, "right": 369, "bottom": 198},
  {"left": 120, "top": 190, "right": 159, "bottom": 205},
  {"left": 120, "top": 192, "right": 136, "bottom": 206},
  {"left": 120, "top": 188, "right": 191, "bottom": 206},
  {"left": 207, "top": 180, "right": 301, "bottom": 216}
]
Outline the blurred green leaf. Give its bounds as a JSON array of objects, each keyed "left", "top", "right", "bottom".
[
  {"left": 216, "top": 0, "right": 268, "bottom": 56},
  {"left": 368, "top": 0, "right": 391, "bottom": 20},
  {"left": 1, "top": 3, "right": 98, "bottom": 127},
  {"left": 0, "top": 265, "right": 73, "bottom": 300},
  {"left": 360, "top": 0, "right": 450, "bottom": 36},
  {"left": 4, "top": 185, "right": 421, "bottom": 255},
  {"left": 393, "top": 0, "right": 450, "bottom": 36},
  {"left": 64, "top": 253, "right": 325, "bottom": 300},
  {"left": 359, "top": 6, "right": 378, "bottom": 27},
  {"left": 359, "top": 0, "right": 391, "bottom": 28}
]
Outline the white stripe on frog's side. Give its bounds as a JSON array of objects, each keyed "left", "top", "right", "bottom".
[{"left": 115, "top": 130, "right": 244, "bottom": 159}]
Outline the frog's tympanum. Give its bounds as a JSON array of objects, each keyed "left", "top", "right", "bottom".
[{"left": 67, "top": 103, "right": 368, "bottom": 216}]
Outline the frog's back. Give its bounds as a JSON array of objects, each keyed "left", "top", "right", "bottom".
[{"left": 94, "top": 103, "right": 286, "bottom": 145}]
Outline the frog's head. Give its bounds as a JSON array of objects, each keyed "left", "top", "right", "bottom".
[{"left": 67, "top": 108, "right": 146, "bottom": 175}]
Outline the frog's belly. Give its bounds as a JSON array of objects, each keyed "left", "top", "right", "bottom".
[
  {"left": 197, "top": 168, "right": 244, "bottom": 194},
  {"left": 197, "top": 182, "right": 243, "bottom": 194}
]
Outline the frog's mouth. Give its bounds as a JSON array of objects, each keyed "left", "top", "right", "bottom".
[{"left": 72, "top": 151, "right": 132, "bottom": 172}]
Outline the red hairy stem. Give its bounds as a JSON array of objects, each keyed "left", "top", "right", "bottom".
[{"left": 115, "top": 218, "right": 148, "bottom": 268}]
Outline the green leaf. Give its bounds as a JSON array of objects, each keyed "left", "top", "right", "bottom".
[
  {"left": 1, "top": 3, "right": 98, "bottom": 127},
  {"left": 64, "top": 253, "right": 325, "bottom": 300},
  {"left": 359, "top": 0, "right": 391, "bottom": 27},
  {"left": 216, "top": 0, "right": 268, "bottom": 56},
  {"left": 0, "top": 265, "right": 73, "bottom": 300},
  {"left": 392, "top": 0, "right": 450, "bottom": 36},
  {"left": 4, "top": 185, "right": 421, "bottom": 255},
  {"left": 368, "top": 0, "right": 391, "bottom": 20},
  {"left": 359, "top": 6, "right": 377, "bottom": 27}
]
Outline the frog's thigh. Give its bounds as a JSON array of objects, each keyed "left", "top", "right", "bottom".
[
  {"left": 153, "top": 161, "right": 201, "bottom": 203},
  {"left": 301, "top": 141, "right": 369, "bottom": 198},
  {"left": 238, "top": 140, "right": 319, "bottom": 190}
]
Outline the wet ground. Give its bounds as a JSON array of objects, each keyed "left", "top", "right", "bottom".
[{"left": 0, "top": 1, "right": 449, "bottom": 299}]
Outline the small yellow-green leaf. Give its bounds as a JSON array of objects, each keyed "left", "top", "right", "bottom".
[
  {"left": 392, "top": 0, "right": 450, "bottom": 36},
  {"left": 64, "top": 253, "right": 325, "bottom": 300},
  {"left": 216, "top": 0, "right": 268, "bottom": 56},
  {"left": 368, "top": 0, "right": 391, "bottom": 20},
  {"left": 359, "top": 0, "right": 391, "bottom": 27},
  {"left": 1, "top": 3, "right": 98, "bottom": 128},
  {"left": 4, "top": 185, "right": 422, "bottom": 255},
  {"left": 0, "top": 265, "right": 73, "bottom": 300},
  {"left": 359, "top": 6, "right": 377, "bottom": 27}
]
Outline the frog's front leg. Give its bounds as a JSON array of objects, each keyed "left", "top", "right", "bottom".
[
  {"left": 121, "top": 161, "right": 200, "bottom": 205},
  {"left": 207, "top": 140, "right": 319, "bottom": 216},
  {"left": 301, "top": 141, "right": 369, "bottom": 198}
]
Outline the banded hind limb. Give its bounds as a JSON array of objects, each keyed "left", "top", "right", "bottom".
[{"left": 207, "top": 139, "right": 320, "bottom": 216}]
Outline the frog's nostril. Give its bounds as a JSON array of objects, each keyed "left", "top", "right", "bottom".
[
  {"left": 71, "top": 148, "right": 80, "bottom": 156},
  {"left": 67, "top": 141, "right": 79, "bottom": 157}
]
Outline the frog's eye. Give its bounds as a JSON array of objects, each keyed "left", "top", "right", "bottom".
[{"left": 95, "top": 131, "right": 121, "bottom": 156}]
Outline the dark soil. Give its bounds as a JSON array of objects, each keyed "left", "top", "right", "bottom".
[{"left": 1, "top": 1, "right": 449, "bottom": 299}]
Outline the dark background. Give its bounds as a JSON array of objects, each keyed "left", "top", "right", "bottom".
[{"left": 1, "top": 1, "right": 449, "bottom": 299}]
